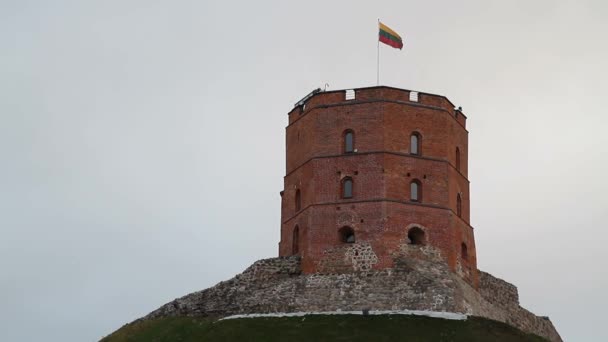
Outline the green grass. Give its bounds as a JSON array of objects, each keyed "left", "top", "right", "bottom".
[{"left": 101, "top": 314, "right": 548, "bottom": 342}]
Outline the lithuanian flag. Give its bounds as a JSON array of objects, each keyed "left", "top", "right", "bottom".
[{"left": 379, "top": 22, "right": 403, "bottom": 49}]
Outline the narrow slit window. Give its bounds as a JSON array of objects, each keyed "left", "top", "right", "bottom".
[
  {"left": 344, "top": 130, "right": 354, "bottom": 153},
  {"left": 343, "top": 178, "right": 353, "bottom": 199},
  {"left": 410, "top": 180, "right": 421, "bottom": 202},
  {"left": 410, "top": 132, "right": 420, "bottom": 155},
  {"left": 461, "top": 242, "right": 468, "bottom": 261},
  {"left": 457, "top": 193, "right": 462, "bottom": 217}
]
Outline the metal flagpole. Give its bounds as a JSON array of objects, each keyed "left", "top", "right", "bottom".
[{"left": 377, "top": 19, "right": 380, "bottom": 85}]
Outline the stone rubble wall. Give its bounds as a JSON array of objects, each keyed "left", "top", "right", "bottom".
[
  {"left": 479, "top": 271, "right": 519, "bottom": 307},
  {"left": 143, "top": 246, "right": 561, "bottom": 342},
  {"left": 145, "top": 253, "right": 459, "bottom": 320},
  {"left": 458, "top": 271, "right": 562, "bottom": 342},
  {"left": 317, "top": 242, "right": 379, "bottom": 274}
]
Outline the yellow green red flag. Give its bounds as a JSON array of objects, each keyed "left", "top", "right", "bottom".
[{"left": 379, "top": 22, "right": 403, "bottom": 49}]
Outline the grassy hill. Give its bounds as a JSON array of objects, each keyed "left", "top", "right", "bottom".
[{"left": 101, "top": 314, "right": 548, "bottom": 342}]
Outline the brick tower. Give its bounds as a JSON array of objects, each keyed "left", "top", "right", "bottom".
[{"left": 279, "top": 86, "right": 477, "bottom": 286}]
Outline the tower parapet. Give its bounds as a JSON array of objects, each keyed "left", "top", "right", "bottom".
[{"left": 279, "top": 86, "right": 477, "bottom": 286}]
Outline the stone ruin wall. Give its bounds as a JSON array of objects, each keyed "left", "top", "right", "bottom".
[
  {"left": 479, "top": 271, "right": 519, "bottom": 307},
  {"left": 144, "top": 251, "right": 461, "bottom": 320},
  {"left": 143, "top": 245, "right": 561, "bottom": 342},
  {"left": 470, "top": 271, "right": 562, "bottom": 342},
  {"left": 317, "top": 242, "right": 379, "bottom": 274}
]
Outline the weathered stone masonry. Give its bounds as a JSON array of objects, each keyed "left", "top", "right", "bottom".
[{"left": 144, "top": 246, "right": 561, "bottom": 342}]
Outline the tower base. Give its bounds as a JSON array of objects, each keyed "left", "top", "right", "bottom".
[{"left": 142, "top": 247, "right": 561, "bottom": 342}]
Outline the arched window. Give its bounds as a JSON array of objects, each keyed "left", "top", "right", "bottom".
[
  {"left": 408, "top": 227, "right": 426, "bottom": 245},
  {"left": 410, "top": 132, "right": 421, "bottom": 155},
  {"left": 410, "top": 180, "right": 421, "bottom": 202},
  {"left": 344, "top": 130, "right": 354, "bottom": 153},
  {"left": 456, "top": 147, "right": 461, "bottom": 171},
  {"left": 342, "top": 177, "right": 353, "bottom": 199},
  {"left": 295, "top": 189, "right": 301, "bottom": 211},
  {"left": 461, "top": 242, "right": 468, "bottom": 261},
  {"left": 457, "top": 193, "right": 462, "bottom": 217},
  {"left": 339, "top": 226, "right": 355, "bottom": 243},
  {"left": 292, "top": 226, "right": 300, "bottom": 255}
]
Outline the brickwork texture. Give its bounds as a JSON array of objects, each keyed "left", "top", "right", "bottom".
[{"left": 279, "top": 87, "right": 477, "bottom": 286}]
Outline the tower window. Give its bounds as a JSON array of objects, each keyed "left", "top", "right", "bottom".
[
  {"left": 456, "top": 147, "right": 461, "bottom": 171},
  {"left": 461, "top": 242, "right": 468, "bottom": 261},
  {"left": 408, "top": 227, "right": 426, "bottom": 245},
  {"left": 342, "top": 177, "right": 353, "bottom": 199},
  {"left": 292, "top": 225, "right": 300, "bottom": 255},
  {"left": 410, "top": 180, "right": 421, "bottom": 202},
  {"left": 410, "top": 132, "right": 421, "bottom": 155},
  {"left": 295, "top": 189, "right": 301, "bottom": 211},
  {"left": 344, "top": 130, "right": 354, "bottom": 153},
  {"left": 339, "top": 226, "right": 355, "bottom": 243},
  {"left": 457, "top": 193, "right": 462, "bottom": 217}
]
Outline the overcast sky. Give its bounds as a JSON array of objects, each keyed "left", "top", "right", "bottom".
[{"left": 1, "top": 1, "right": 607, "bottom": 341}]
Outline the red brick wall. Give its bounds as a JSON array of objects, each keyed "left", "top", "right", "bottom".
[{"left": 280, "top": 86, "right": 477, "bottom": 286}]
